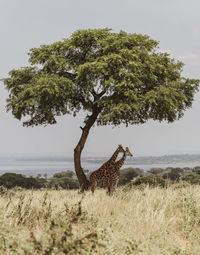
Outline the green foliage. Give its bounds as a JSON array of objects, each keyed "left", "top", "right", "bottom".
[
  {"left": 1, "top": 166, "right": 200, "bottom": 191},
  {"left": 0, "top": 172, "right": 80, "bottom": 190},
  {"left": 48, "top": 176, "right": 79, "bottom": 189},
  {"left": 181, "top": 173, "right": 200, "bottom": 184},
  {"left": 162, "top": 168, "right": 184, "bottom": 181},
  {"left": 0, "top": 173, "right": 46, "bottom": 189},
  {"left": 192, "top": 166, "right": 200, "bottom": 174},
  {"left": 132, "top": 175, "right": 166, "bottom": 187},
  {"left": 119, "top": 167, "right": 144, "bottom": 185},
  {"left": 4, "top": 28, "right": 199, "bottom": 127},
  {"left": 53, "top": 170, "right": 75, "bottom": 178},
  {"left": 148, "top": 168, "right": 165, "bottom": 175}
]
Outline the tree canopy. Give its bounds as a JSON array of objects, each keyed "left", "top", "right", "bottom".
[
  {"left": 4, "top": 28, "right": 199, "bottom": 190},
  {"left": 4, "top": 28, "right": 199, "bottom": 126}
]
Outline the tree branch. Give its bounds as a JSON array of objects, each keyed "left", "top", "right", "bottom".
[
  {"left": 58, "top": 71, "right": 76, "bottom": 81},
  {"left": 91, "top": 88, "right": 106, "bottom": 100}
]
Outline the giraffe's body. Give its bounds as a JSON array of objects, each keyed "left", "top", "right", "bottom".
[
  {"left": 105, "top": 147, "right": 133, "bottom": 195},
  {"left": 90, "top": 146, "right": 133, "bottom": 195},
  {"left": 89, "top": 145, "right": 124, "bottom": 193}
]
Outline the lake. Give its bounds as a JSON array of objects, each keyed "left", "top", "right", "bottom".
[{"left": 1, "top": 154, "right": 200, "bottom": 177}]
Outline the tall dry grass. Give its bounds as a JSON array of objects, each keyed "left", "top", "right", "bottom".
[{"left": 0, "top": 184, "right": 200, "bottom": 254}]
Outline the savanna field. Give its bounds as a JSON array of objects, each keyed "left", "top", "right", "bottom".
[{"left": 0, "top": 185, "right": 200, "bottom": 255}]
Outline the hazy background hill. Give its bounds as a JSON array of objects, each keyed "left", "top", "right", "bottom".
[
  {"left": 0, "top": 154, "right": 200, "bottom": 177},
  {"left": 84, "top": 154, "right": 200, "bottom": 165}
]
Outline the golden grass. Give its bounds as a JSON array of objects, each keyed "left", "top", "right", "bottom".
[{"left": 0, "top": 185, "right": 200, "bottom": 254}]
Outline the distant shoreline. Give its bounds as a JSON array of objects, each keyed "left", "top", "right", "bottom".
[{"left": 0, "top": 154, "right": 200, "bottom": 177}]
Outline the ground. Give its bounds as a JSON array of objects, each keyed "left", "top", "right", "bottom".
[{"left": 0, "top": 185, "right": 200, "bottom": 254}]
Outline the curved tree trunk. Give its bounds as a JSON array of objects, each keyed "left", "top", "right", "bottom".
[{"left": 74, "top": 108, "right": 101, "bottom": 191}]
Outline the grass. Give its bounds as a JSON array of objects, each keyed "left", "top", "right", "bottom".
[{"left": 0, "top": 185, "right": 200, "bottom": 254}]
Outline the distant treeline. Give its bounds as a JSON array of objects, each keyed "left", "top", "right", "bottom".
[{"left": 1, "top": 166, "right": 200, "bottom": 190}]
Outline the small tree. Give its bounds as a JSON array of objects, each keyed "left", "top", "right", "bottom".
[
  {"left": 119, "top": 167, "right": 145, "bottom": 185},
  {"left": 148, "top": 168, "right": 165, "bottom": 175},
  {"left": 162, "top": 168, "right": 184, "bottom": 181},
  {"left": 53, "top": 170, "right": 75, "bottom": 178},
  {"left": 3, "top": 28, "right": 199, "bottom": 191},
  {"left": 132, "top": 175, "right": 166, "bottom": 187}
]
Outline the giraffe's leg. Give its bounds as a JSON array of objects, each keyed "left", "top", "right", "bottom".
[
  {"left": 106, "top": 179, "right": 112, "bottom": 195},
  {"left": 103, "top": 180, "right": 108, "bottom": 189},
  {"left": 92, "top": 182, "right": 97, "bottom": 193},
  {"left": 114, "top": 177, "right": 119, "bottom": 191},
  {"left": 90, "top": 179, "right": 97, "bottom": 193},
  {"left": 103, "top": 180, "right": 109, "bottom": 193},
  {"left": 107, "top": 185, "right": 112, "bottom": 196},
  {"left": 109, "top": 177, "right": 119, "bottom": 195},
  {"left": 108, "top": 181, "right": 115, "bottom": 196}
]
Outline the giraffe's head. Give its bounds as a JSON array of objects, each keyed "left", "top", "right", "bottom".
[
  {"left": 118, "top": 144, "right": 125, "bottom": 153},
  {"left": 125, "top": 147, "right": 133, "bottom": 157}
]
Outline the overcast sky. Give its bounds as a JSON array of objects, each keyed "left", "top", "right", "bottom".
[{"left": 0, "top": 0, "right": 200, "bottom": 156}]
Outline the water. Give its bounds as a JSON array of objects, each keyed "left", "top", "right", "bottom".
[
  {"left": 0, "top": 156, "right": 102, "bottom": 177},
  {"left": 0, "top": 155, "right": 200, "bottom": 177}
]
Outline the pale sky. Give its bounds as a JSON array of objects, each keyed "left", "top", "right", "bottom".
[{"left": 0, "top": 0, "right": 200, "bottom": 156}]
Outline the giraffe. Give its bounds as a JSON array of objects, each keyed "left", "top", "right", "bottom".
[
  {"left": 103, "top": 144, "right": 125, "bottom": 165},
  {"left": 106, "top": 147, "right": 133, "bottom": 195},
  {"left": 89, "top": 145, "right": 125, "bottom": 193}
]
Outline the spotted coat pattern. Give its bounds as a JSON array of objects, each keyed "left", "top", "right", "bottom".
[
  {"left": 89, "top": 145, "right": 124, "bottom": 193},
  {"left": 90, "top": 146, "right": 132, "bottom": 195}
]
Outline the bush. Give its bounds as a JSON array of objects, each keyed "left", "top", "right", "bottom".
[
  {"left": 0, "top": 173, "right": 46, "bottom": 189},
  {"left": 147, "top": 168, "right": 165, "bottom": 175},
  {"left": 192, "top": 166, "right": 200, "bottom": 175},
  {"left": 0, "top": 171, "right": 80, "bottom": 190},
  {"left": 132, "top": 175, "right": 166, "bottom": 187},
  {"left": 48, "top": 176, "right": 79, "bottom": 189},
  {"left": 181, "top": 173, "right": 200, "bottom": 184},
  {"left": 162, "top": 168, "right": 184, "bottom": 181},
  {"left": 53, "top": 170, "right": 75, "bottom": 178},
  {"left": 119, "top": 168, "right": 145, "bottom": 185}
]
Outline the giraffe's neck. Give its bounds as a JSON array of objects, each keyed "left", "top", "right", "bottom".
[
  {"left": 108, "top": 147, "right": 122, "bottom": 164},
  {"left": 115, "top": 152, "right": 127, "bottom": 170}
]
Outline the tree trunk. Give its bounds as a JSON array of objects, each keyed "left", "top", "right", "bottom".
[{"left": 74, "top": 108, "right": 101, "bottom": 191}]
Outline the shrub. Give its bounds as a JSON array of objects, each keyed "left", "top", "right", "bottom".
[
  {"left": 119, "top": 168, "right": 145, "bottom": 185},
  {"left": 0, "top": 173, "right": 46, "bottom": 189},
  {"left": 181, "top": 173, "right": 200, "bottom": 184},
  {"left": 192, "top": 166, "right": 200, "bottom": 175},
  {"left": 147, "top": 168, "right": 165, "bottom": 175},
  {"left": 162, "top": 168, "right": 184, "bottom": 181},
  {"left": 132, "top": 175, "right": 166, "bottom": 187},
  {"left": 53, "top": 170, "right": 75, "bottom": 178},
  {"left": 48, "top": 176, "right": 79, "bottom": 189}
]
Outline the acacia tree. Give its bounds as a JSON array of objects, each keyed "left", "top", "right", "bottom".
[{"left": 4, "top": 28, "right": 199, "bottom": 191}]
